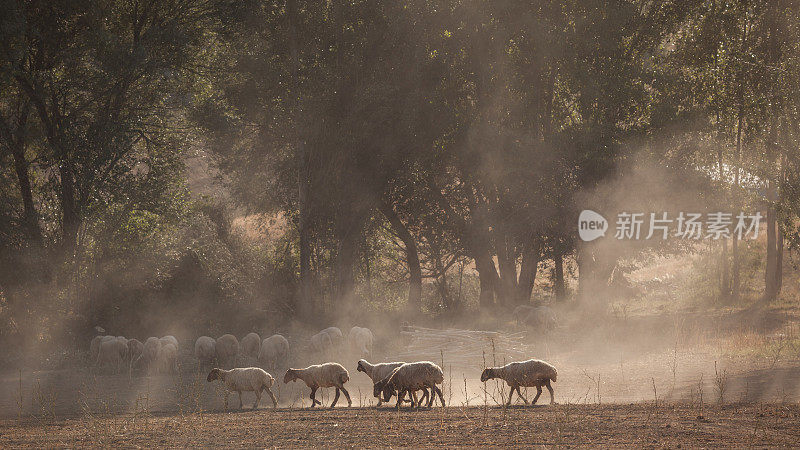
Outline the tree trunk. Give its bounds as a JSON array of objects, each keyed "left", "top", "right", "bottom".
[
  {"left": 762, "top": 0, "right": 783, "bottom": 304},
  {"left": 287, "top": 0, "right": 313, "bottom": 318},
  {"left": 765, "top": 202, "right": 777, "bottom": 301},
  {"left": 775, "top": 228, "right": 783, "bottom": 295},
  {"left": 297, "top": 150, "right": 313, "bottom": 316},
  {"left": 730, "top": 5, "right": 748, "bottom": 303},
  {"left": 720, "top": 239, "right": 730, "bottom": 301},
  {"left": 10, "top": 140, "right": 40, "bottom": 242},
  {"left": 731, "top": 105, "right": 743, "bottom": 301},
  {"left": 0, "top": 106, "right": 40, "bottom": 242},
  {"left": 553, "top": 252, "right": 565, "bottom": 301},
  {"left": 576, "top": 244, "right": 616, "bottom": 306},
  {"left": 334, "top": 222, "right": 358, "bottom": 306},
  {"left": 362, "top": 236, "right": 373, "bottom": 303},
  {"left": 576, "top": 245, "right": 588, "bottom": 302},
  {"left": 474, "top": 251, "right": 498, "bottom": 308},
  {"left": 495, "top": 229, "right": 517, "bottom": 307},
  {"left": 764, "top": 111, "right": 780, "bottom": 302},
  {"left": 59, "top": 164, "right": 80, "bottom": 253},
  {"left": 379, "top": 202, "right": 422, "bottom": 312},
  {"left": 516, "top": 245, "right": 539, "bottom": 304}
]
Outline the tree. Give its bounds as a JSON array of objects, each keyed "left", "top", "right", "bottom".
[{"left": 2, "top": 0, "right": 212, "bottom": 253}]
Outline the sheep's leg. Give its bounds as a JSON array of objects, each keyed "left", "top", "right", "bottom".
[
  {"left": 340, "top": 387, "right": 352, "bottom": 407},
  {"left": 545, "top": 380, "right": 555, "bottom": 404},
  {"left": 310, "top": 387, "right": 321, "bottom": 407},
  {"left": 434, "top": 386, "right": 445, "bottom": 407},
  {"left": 506, "top": 386, "right": 516, "bottom": 406},
  {"left": 265, "top": 387, "right": 278, "bottom": 408},
  {"left": 396, "top": 389, "right": 406, "bottom": 408},
  {"left": 531, "top": 386, "right": 542, "bottom": 405},
  {"left": 331, "top": 388, "right": 341, "bottom": 407},
  {"left": 254, "top": 390, "right": 261, "bottom": 410},
  {"left": 224, "top": 392, "right": 229, "bottom": 410},
  {"left": 238, "top": 391, "right": 244, "bottom": 409},
  {"left": 411, "top": 390, "right": 419, "bottom": 408},
  {"left": 420, "top": 388, "right": 431, "bottom": 407},
  {"left": 515, "top": 386, "right": 529, "bottom": 405}
]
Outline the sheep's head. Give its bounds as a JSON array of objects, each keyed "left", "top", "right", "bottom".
[
  {"left": 372, "top": 379, "right": 387, "bottom": 398},
  {"left": 356, "top": 360, "right": 367, "bottom": 373},
  {"left": 207, "top": 368, "right": 221, "bottom": 382},
  {"left": 283, "top": 369, "right": 298, "bottom": 384},
  {"left": 381, "top": 385, "right": 394, "bottom": 402},
  {"left": 480, "top": 368, "right": 494, "bottom": 382}
]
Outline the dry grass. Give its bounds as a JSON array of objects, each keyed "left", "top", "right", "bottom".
[{"left": 2, "top": 404, "right": 800, "bottom": 447}]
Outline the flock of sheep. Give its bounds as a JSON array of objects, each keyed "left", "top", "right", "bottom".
[
  {"left": 90, "top": 335, "right": 178, "bottom": 376},
  {"left": 89, "top": 325, "right": 558, "bottom": 410}
]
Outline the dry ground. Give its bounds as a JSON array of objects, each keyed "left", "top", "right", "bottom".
[{"left": 1, "top": 403, "right": 799, "bottom": 447}]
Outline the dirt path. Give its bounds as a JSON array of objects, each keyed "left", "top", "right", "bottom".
[{"left": 1, "top": 403, "right": 799, "bottom": 447}]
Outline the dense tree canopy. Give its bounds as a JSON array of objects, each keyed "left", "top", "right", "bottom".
[{"left": 1, "top": 0, "right": 800, "bottom": 357}]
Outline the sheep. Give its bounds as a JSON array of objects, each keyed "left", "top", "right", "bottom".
[
  {"left": 240, "top": 332, "right": 261, "bottom": 361},
  {"left": 195, "top": 336, "right": 216, "bottom": 371},
  {"left": 258, "top": 334, "right": 289, "bottom": 371},
  {"left": 216, "top": 334, "right": 239, "bottom": 369},
  {"left": 160, "top": 335, "right": 179, "bottom": 349},
  {"left": 356, "top": 359, "right": 428, "bottom": 407},
  {"left": 310, "top": 331, "right": 332, "bottom": 355},
  {"left": 135, "top": 337, "right": 162, "bottom": 373},
  {"left": 207, "top": 367, "right": 278, "bottom": 409},
  {"left": 157, "top": 342, "right": 178, "bottom": 374},
  {"left": 90, "top": 335, "right": 115, "bottom": 362},
  {"left": 348, "top": 326, "right": 374, "bottom": 357},
  {"left": 513, "top": 305, "right": 557, "bottom": 330},
  {"left": 480, "top": 358, "right": 558, "bottom": 406},
  {"left": 321, "top": 327, "right": 344, "bottom": 347},
  {"left": 374, "top": 361, "right": 445, "bottom": 408},
  {"left": 127, "top": 338, "right": 144, "bottom": 375},
  {"left": 96, "top": 337, "right": 128, "bottom": 373},
  {"left": 283, "top": 363, "right": 351, "bottom": 407},
  {"left": 90, "top": 336, "right": 102, "bottom": 360}
]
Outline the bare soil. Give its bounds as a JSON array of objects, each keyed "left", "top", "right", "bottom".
[{"left": 2, "top": 403, "right": 799, "bottom": 447}]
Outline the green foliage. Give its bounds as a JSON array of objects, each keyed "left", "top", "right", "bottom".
[{"left": 1, "top": 0, "right": 800, "bottom": 361}]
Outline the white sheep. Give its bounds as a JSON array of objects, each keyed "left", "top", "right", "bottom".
[
  {"left": 216, "top": 334, "right": 239, "bottom": 369},
  {"left": 480, "top": 358, "right": 558, "bottom": 406},
  {"left": 207, "top": 367, "right": 278, "bottom": 409},
  {"left": 157, "top": 342, "right": 178, "bottom": 374},
  {"left": 195, "top": 336, "right": 216, "bottom": 371},
  {"left": 96, "top": 337, "right": 128, "bottom": 373},
  {"left": 348, "top": 326, "right": 374, "bottom": 357},
  {"left": 374, "top": 361, "right": 445, "bottom": 408},
  {"left": 310, "top": 331, "right": 333, "bottom": 355},
  {"left": 127, "top": 338, "right": 144, "bottom": 375},
  {"left": 258, "top": 334, "right": 289, "bottom": 371},
  {"left": 321, "top": 327, "right": 344, "bottom": 347},
  {"left": 240, "top": 332, "right": 261, "bottom": 361},
  {"left": 283, "top": 363, "right": 351, "bottom": 407},
  {"left": 90, "top": 335, "right": 114, "bottom": 362},
  {"left": 356, "top": 359, "right": 428, "bottom": 406},
  {"left": 135, "top": 336, "right": 162, "bottom": 373},
  {"left": 160, "top": 335, "right": 179, "bottom": 349}
]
